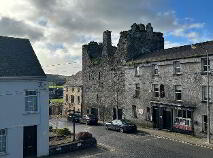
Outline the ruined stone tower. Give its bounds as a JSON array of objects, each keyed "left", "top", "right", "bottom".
[{"left": 82, "top": 23, "right": 164, "bottom": 120}]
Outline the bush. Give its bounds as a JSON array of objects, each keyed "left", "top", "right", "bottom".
[
  {"left": 56, "top": 128, "right": 71, "bottom": 136},
  {"left": 76, "top": 132, "right": 92, "bottom": 140}
]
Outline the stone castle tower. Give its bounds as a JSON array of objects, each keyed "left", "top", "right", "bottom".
[{"left": 82, "top": 23, "right": 164, "bottom": 120}]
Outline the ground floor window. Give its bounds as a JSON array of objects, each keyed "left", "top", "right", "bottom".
[
  {"left": 202, "top": 115, "right": 207, "bottom": 132},
  {"left": 146, "top": 107, "right": 151, "bottom": 121},
  {"left": 173, "top": 109, "right": 192, "bottom": 131},
  {"left": 132, "top": 105, "right": 137, "bottom": 118},
  {"left": 0, "top": 129, "right": 7, "bottom": 153}
]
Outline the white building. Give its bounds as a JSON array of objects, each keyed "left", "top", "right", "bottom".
[{"left": 0, "top": 36, "right": 49, "bottom": 158}]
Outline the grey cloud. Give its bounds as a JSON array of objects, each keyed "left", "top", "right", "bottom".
[{"left": 0, "top": 17, "right": 43, "bottom": 41}]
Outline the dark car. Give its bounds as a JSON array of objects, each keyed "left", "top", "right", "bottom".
[
  {"left": 80, "top": 114, "right": 98, "bottom": 125},
  {"left": 67, "top": 113, "right": 81, "bottom": 123},
  {"left": 105, "top": 119, "right": 137, "bottom": 133}
]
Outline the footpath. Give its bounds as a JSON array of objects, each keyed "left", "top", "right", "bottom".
[{"left": 137, "top": 127, "right": 213, "bottom": 150}]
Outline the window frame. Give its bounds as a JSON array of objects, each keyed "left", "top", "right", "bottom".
[
  {"left": 202, "top": 86, "right": 212, "bottom": 102},
  {"left": 202, "top": 115, "right": 208, "bottom": 132},
  {"left": 0, "top": 129, "right": 7, "bottom": 154},
  {"left": 25, "top": 90, "right": 38, "bottom": 113},
  {"left": 175, "top": 85, "right": 182, "bottom": 101},
  {"left": 174, "top": 61, "right": 181, "bottom": 74},
  {"left": 153, "top": 64, "right": 159, "bottom": 75},
  {"left": 153, "top": 84, "right": 160, "bottom": 97},
  {"left": 201, "top": 57, "right": 210, "bottom": 73}
]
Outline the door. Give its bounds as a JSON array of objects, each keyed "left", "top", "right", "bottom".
[
  {"left": 152, "top": 107, "right": 159, "bottom": 128},
  {"left": 118, "top": 109, "right": 122, "bottom": 120},
  {"left": 23, "top": 126, "right": 37, "bottom": 158},
  {"left": 113, "top": 108, "right": 117, "bottom": 120},
  {"left": 163, "top": 110, "right": 172, "bottom": 130}
]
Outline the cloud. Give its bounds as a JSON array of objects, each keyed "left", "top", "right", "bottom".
[
  {"left": 0, "top": 17, "right": 44, "bottom": 41},
  {"left": 0, "top": 0, "right": 211, "bottom": 75}
]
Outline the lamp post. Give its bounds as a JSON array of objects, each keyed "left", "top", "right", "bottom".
[{"left": 192, "top": 45, "right": 211, "bottom": 143}]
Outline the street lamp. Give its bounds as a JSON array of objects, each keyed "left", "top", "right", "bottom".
[{"left": 191, "top": 44, "right": 211, "bottom": 144}]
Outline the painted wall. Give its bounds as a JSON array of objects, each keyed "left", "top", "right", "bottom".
[{"left": 0, "top": 79, "right": 49, "bottom": 158}]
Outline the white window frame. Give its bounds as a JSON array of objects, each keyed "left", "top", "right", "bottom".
[
  {"left": 202, "top": 86, "right": 212, "bottom": 102},
  {"left": 135, "top": 66, "right": 140, "bottom": 76},
  {"left": 201, "top": 58, "right": 210, "bottom": 73},
  {"left": 153, "top": 64, "right": 159, "bottom": 75},
  {"left": 25, "top": 90, "right": 38, "bottom": 112},
  {"left": 0, "top": 129, "right": 7, "bottom": 154},
  {"left": 175, "top": 85, "right": 182, "bottom": 101},
  {"left": 174, "top": 61, "right": 181, "bottom": 74},
  {"left": 153, "top": 84, "right": 159, "bottom": 97}
]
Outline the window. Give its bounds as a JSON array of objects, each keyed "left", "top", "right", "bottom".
[
  {"left": 98, "top": 72, "right": 101, "bottom": 80},
  {"left": 174, "top": 61, "right": 181, "bottom": 74},
  {"left": 78, "top": 88, "right": 80, "bottom": 92},
  {"left": 153, "top": 64, "right": 159, "bottom": 75},
  {"left": 78, "top": 96, "right": 80, "bottom": 104},
  {"left": 96, "top": 94, "right": 99, "bottom": 102},
  {"left": 71, "top": 95, "right": 74, "bottom": 103},
  {"left": 66, "top": 87, "right": 68, "bottom": 92},
  {"left": 174, "top": 109, "right": 192, "bottom": 131},
  {"left": 66, "top": 94, "right": 68, "bottom": 102},
  {"left": 153, "top": 84, "right": 159, "bottom": 97},
  {"left": 202, "top": 115, "right": 207, "bottom": 132},
  {"left": 160, "top": 84, "right": 165, "bottom": 98},
  {"left": 0, "top": 129, "right": 6, "bottom": 153},
  {"left": 25, "top": 90, "right": 38, "bottom": 112},
  {"left": 202, "top": 86, "right": 211, "bottom": 102},
  {"left": 135, "top": 66, "right": 140, "bottom": 76},
  {"left": 72, "top": 88, "right": 75, "bottom": 92},
  {"left": 134, "top": 83, "right": 140, "bottom": 98},
  {"left": 175, "top": 85, "right": 182, "bottom": 101},
  {"left": 146, "top": 107, "right": 151, "bottom": 121},
  {"left": 89, "top": 73, "right": 91, "bottom": 80},
  {"left": 132, "top": 105, "right": 137, "bottom": 118},
  {"left": 201, "top": 58, "right": 210, "bottom": 73}
]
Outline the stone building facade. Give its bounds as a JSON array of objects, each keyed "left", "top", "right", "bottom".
[
  {"left": 82, "top": 23, "right": 164, "bottom": 121},
  {"left": 124, "top": 42, "right": 213, "bottom": 137},
  {"left": 63, "top": 71, "right": 83, "bottom": 116}
]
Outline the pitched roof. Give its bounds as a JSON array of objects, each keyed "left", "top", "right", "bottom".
[
  {"left": 65, "top": 71, "right": 82, "bottom": 87},
  {"left": 0, "top": 36, "right": 46, "bottom": 78},
  {"left": 132, "top": 41, "right": 213, "bottom": 64}
]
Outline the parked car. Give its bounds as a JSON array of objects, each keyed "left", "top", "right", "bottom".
[
  {"left": 105, "top": 119, "right": 137, "bottom": 133},
  {"left": 67, "top": 113, "right": 81, "bottom": 123},
  {"left": 80, "top": 114, "right": 98, "bottom": 125}
]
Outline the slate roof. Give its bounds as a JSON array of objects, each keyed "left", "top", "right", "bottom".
[
  {"left": 65, "top": 71, "right": 82, "bottom": 87},
  {"left": 0, "top": 36, "right": 46, "bottom": 78},
  {"left": 132, "top": 41, "right": 213, "bottom": 64}
]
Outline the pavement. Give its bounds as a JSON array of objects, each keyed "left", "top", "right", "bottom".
[{"left": 137, "top": 127, "right": 213, "bottom": 150}]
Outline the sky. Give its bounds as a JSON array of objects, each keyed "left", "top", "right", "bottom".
[{"left": 0, "top": 0, "right": 212, "bottom": 76}]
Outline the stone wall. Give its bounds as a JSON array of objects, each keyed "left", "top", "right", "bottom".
[{"left": 82, "top": 23, "right": 164, "bottom": 121}]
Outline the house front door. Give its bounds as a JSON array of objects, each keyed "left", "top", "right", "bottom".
[{"left": 23, "top": 126, "right": 37, "bottom": 158}]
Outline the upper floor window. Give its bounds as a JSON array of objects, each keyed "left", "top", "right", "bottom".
[
  {"left": 153, "top": 84, "right": 159, "bottom": 97},
  {"left": 175, "top": 85, "right": 182, "bottom": 101},
  {"left": 174, "top": 61, "right": 181, "bottom": 74},
  {"left": 98, "top": 72, "right": 101, "bottom": 80},
  {"left": 202, "top": 86, "right": 211, "bottom": 102},
  {"left": 201, "top": 58, "right": 210, "bottom": 73},
  {"left": 153, "top": 64, "right": 159, "bottom": 75},
  {"left": 71, "top": 95, "right": 74, "bottom": 103},
  {"left": 78, "top": 88, "right": 80, "bottom": 92},
  {"left": 160, "top": 84, "right": 165, "bottom": 98},
  {"left": 66, "top": 94, "right": 68, "bottom": 102},
  {"left": 135, "top": 66, "right": 140, "bottom": 76},
  {"left": 72, "top": 88, "right": 75, "bottom": 92},
  {"left": 96, "top": 94, "right": 99, "bottom": 102},
  {"left": 0, "top": 129, "right": 6, "bottom": 153},
  {"left": 134, "top": 83, "right": 140, "bottom": 98},
  {"left": 132, "top": 105, "right": 137, "bottom": 118},
  {"left": 25, "top": 90, "right": 38, "bottom": 112},
  {"left": 77, "top": 96, "right": 81, "bottom": 104},
  {"left": 66, "top": 87, "right": 68, "bottom": 92}
]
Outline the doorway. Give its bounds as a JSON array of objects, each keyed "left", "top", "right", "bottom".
[
  {"left": 23, "top": 126, "right": 37, "bottom": 158},
  {"left": 163, "top": 110, "right": 172, "bottom": 130}
]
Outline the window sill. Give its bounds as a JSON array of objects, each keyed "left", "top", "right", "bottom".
[
  {"left": 23, "top": 111, "right": 39, "bottom": 115},
  {"left": 173, "top": 73, "right": 182, "bottom": 76},
  {"left": 175, "top": 100, "right": 183, "bottom": 102}
]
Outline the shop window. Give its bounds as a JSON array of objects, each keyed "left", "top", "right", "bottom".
[
  {"left": 202, "top": 115, "right": 207, "bottom": 132},
  {"left": 175, "top": 85, "right": 182, "bottom": 101},
  {"left": 174, "top": 109, "right": 192, "bottom": 131},
  {"left": 132, "top": 105, "right": 137, "bottom": 118}
]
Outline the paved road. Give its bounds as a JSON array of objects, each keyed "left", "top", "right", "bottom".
[{"left": 49, "top": 118, "right": 213, "bottom": 158}]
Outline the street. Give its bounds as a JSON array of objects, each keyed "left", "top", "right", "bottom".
[{"left": 49, "top": 118, "right": 213, "bottom": 158}]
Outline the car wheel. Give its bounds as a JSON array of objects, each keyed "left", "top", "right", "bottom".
[{"left": 120, "top": 128, "right": 124, "bottom": 133}]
